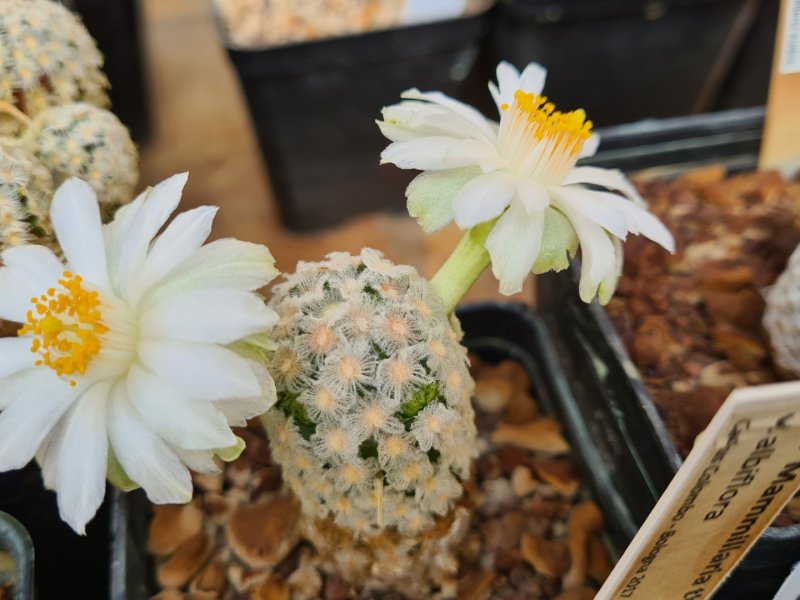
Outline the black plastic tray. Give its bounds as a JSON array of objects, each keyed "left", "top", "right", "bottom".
[
  {"left": 223, "top": 12, "right": 492, "bottom": 231},
  {"left": 0, "top": 512, "right": 34, "bottom": 600},
  {"left": 112, "top": 302, "right": 626, "bottom": 598}
]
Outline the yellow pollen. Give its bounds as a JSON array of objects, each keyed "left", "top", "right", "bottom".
[
  {"left": 508, "top": 90, "right": 593, "bottom": 156},
  {"left": 18, "top": 271, "right": 107, "bottom": 385}
]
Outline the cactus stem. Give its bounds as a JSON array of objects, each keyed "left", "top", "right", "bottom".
[{"left": 430, "top": 220, "right": 494, "bottom": 314}]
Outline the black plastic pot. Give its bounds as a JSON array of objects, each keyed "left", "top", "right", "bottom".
[
  {"left": 221, "top": 12, "right": 493, "bottom": 231},
  {"left": 0, "top": 465, "right": 111, "bottom": 599},
  {"left": 493, "top": 0, "right": 777, "bottom": 125},
  {"left": 0, "top": 512, "right": 34, "bottom": 600},
  {"left": 536, "top": 108, "right": 800, "bottom": 598},
  {"left": 111, "top": 302, "right": 629, "bottom": 598}
]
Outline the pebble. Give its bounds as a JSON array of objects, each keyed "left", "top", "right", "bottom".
[
  {"left": 227, "top": 495, "right": 300, "bottom": 568},
  {"left": 157, "top": 532, "right": 212, "bottom": 589}
]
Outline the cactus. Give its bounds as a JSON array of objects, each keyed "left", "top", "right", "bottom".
[
  {"left": 24, "top": 102, "right": 138, "bottom": 212},
  {"left": 0, "top": 139, "right": 53, "bottom": 250},
  {"left": 264, "top": 249, "right": 477, "bottom": 587},
  {"left": 764, "top": 243, "right": 800, "bottom": 376},
  {"left": 0, "top": 0, "right": 109, "bottom": 136}
]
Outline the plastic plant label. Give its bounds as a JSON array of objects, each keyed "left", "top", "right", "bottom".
[
  {"left": 596, "top": 381, "right": 800, "bottom": 600},
  {"left": 761, "top": 0, "right": 800, "bottom": 176},
  {"left": 403, "top": 0, "right": 466, "bottom": 25},
  {"left": 779, "top": 0, "right": 800, "bottom": 74}
]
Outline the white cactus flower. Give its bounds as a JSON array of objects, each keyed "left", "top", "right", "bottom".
[
  {"left": 379, "top": 61, "right": 675, "bottom": 302},
  {"left": 0, "top": 174, "right": 279, "bottom": 533}
]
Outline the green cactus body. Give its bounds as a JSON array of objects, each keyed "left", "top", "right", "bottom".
[
  {"left": 25, "top": 102, "right": 138, "bottom": 211},
  {"left": 265, "top": 249, "right": 478, "bottom": 540},
  {"left": 0, "top": 139, "right": 53, "bottom": 250},
  {"left": 0, "top": 0, "right": 109, "bottom": 135}
]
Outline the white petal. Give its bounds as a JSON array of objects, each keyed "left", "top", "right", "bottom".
[
  {"left": 114, "top": 173, "right": 188, "bottom": 298},
  {"left": 127, "top": 364, "right": 235, "bottom": 450},
  {"left": 517, "top": 62, "right": 547, "bottom": 95},
  {"left": 381, "top": 137, "right": 506, "bottom": 172},
  {"left": 0, "top": 368, "right": 80, "bottom": 470},
  {"left": 485, "top": 201, "right": 545, "bottom": 295},
  {"left": 108, "top": 382, "right": 192, "bottom": 504},
  {"left": 578, "top": 133, "right": 600, "bottom": 158},
  {"left": 379, "top": 101, "right": 490, "bottom": 142},
  {"left": 0, "top": 337, "right": 35, "bottom": 379},
  {"left": 559, "top": 208, "right": 619, "bottom": 304},
  {"left": 38, "top": 422, "right": 65, "bottom": 491},
  {"left": 580, "top": 190, "right": 675, "bottom": 252},
  {"left": 0, "top": 268, "right": 33, "bottom": 323},
  {"left": 406, "top": 167, "right": 479, "bottom": 233},
  {"left": 401, "top": 89, "right": 497, "bottom": 141},
  {"left": 551, "top": 187, "right": 629, "bottom": 240},
  {"left": 1, "top": 245, "right": 63, "bottom": 291},
  {"left": 140, "top": 289, "right": 277, "bottom": 344},
  {"left": 491, "top": 61, "right": 521, "bottom": 109},
  {"left": 452, "top": 171, "right": 516, "bottom": 228},
  {"left": 562, "top": 166, "right": 645, "bottom": 205},
  {"left": 127, "top": 206, "right": 218, "bottom": 306},
  {"left": 172, "top": 447, "right": 221, "bottom": 474},
  {"left": 516, "top": 179, "right": 551, "bottom": 214},
  {"left": 104, "top": 188, "right": 148, "bottom": 290},
  {"left": 138, "top": 339, "right": 260, "bottom": 400},
  {"left": 55, "top": 380, "right": 111, "bottom": 534},
  {"left": 50, "top": 179, "right": 110, "bottom": 290},
  {"left": 214, "top": 396, "right": 269, "bottom": 427},
  {"left": 139, "top": 239, "right": 278, "bottom": 312}
]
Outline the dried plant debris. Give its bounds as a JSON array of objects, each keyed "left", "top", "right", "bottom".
[
  {"left": 608, "top": 170, "right": 800, "bottom": 457},
  {"left": 0, "top": 551, "right": 14, "bottom": 599},
  {"left": 146, "top": 356, "right": 612, "bottom": 599}
]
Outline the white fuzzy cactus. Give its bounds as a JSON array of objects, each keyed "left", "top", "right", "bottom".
[
  {"left": 0, "top": 0, "right": 109, "bottom": 136},
  {"left": 764, "top": 244, "right": 800, "bottom": 376},
  {"left": 24, "top": 102, "right": 138, "bottom": 210},
  {"left": 0, "top": 140, "right": 53, "bottom": 250},
  {"left": 264, "top": 249, "right": 477, "bottom": 538}
]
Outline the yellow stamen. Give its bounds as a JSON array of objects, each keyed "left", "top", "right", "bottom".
[
  {"left": 507, "top": 90, "right": 593, "bottom": 155},
  {"left": 18, "top": 271, "right": 107, "bottom": 385}
]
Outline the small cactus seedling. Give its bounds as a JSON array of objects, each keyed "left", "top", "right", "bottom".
[
  {"left": 0, "top": 139, "right": 53, "bottom": 250},
  {"left": 25, "top": 103, "right": 138, "bottom": 212},
  {"left": 0, "top": 0, "right": 109, "bottom": 135}
]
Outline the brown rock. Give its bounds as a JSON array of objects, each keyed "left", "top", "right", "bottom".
[
  {"left": 511, "top": 466, "right": 538, "bottom": 497},
  {"left": 148, "top": 502, "right": 203, "bottom": 556},
  {"left": 702, "top": 288, "right": 764, "bottom": 330},
  {"left": 520, "top": 534, "right": 571, "bottom": 578},
  {"left": 226, "top": 459, "right": 252, "bottom": 488},
  {"left": 480, "top": 511, "right": 526, "bottom": 551},
  {"left": 189, "top": 557, "right": 225, "bottom": 596},
  {"left": 712, "top": 325, "right": 767, "bottom": 370},
  {"left": 456, "top": 570, "right": 495, "bottom": 600},
  {"left": 287, "top": 563, "right": 323, "bottom": 600},
  {"left": 491, "top": 420, "right": 570, "bottom": 454},
  {"left": 553, "top": 586, "right": 598, "bottom": 600},
  {"left": 700, "top": 265, "right": 754, "bottom": 291},
  {"left": 631, "top": 316, "right": 670, "bottom": 368},
  {"left": 323, "top": 575, "right": 352, "bottom": 600},
  {"left": 227, "top": 495, "right": 300, "bottom": 568},
  {"left": 587, "top": 535, "right": 613, "bottom": 583},
  {"left": 150, "top": 590, "right": 184, "bottom": 600},
  {"left": 563, "top": 502, "right": 604, "bottom": 589},
  {"left": 204, "top": 492, "right": 236, "bottom": 524},
  {"left": 473, "top": 377, "right": 515, "bottom": 413},
  {"left": 192, "top": 471, "right": 223, "bottom": 493},
  {"left": 157, "top": 532, "right": 212, "bottom": 589},
  {"left": 481, "top": 360, "right": 529, "bottom": 391},
  {"left": 253, "top": 575, "right": 290, "bottom": 600},
  {"left": 503, "top": 391, "right": 540, "bottom": 424},
  {"left": 533, "top": 459, "right": 580, "bottom": 497}
]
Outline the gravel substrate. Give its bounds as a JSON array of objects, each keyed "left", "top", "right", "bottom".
[
  {"left": 146, "top": 355, "right": 612, "bottom": 599},
  {"left": 607, "top": 169, "right": 800, "bottom": 459}
]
